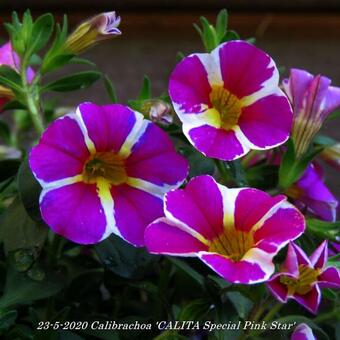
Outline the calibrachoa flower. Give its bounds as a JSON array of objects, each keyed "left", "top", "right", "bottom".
[
  {"left": 283, "top": 68, "right": 340, "bottom": 158},
  {"left": 65, "top": 12, "right": 121, "bottom": 54},
  {"left": 29, "top": 103, "right": 188, "bottom": 245},
  {"left": 286, "top": 163, "right": 338, "bottom": 222},
  {"left": 267, "top": 241, "right": 340, "bottom": 314},
  {"left": 320, "top": 143, "right": 340, "bottom": 172},
  {"left": 291, "top": 323, "right": 316, "bottom": 340},
  {"left": 0, "top": 42, "right": 35, "bottom": 110},
  {"left": 145, "top": 175, "right": 305, "bottom": 284},
  {"left": 169, "top": 40, "right": 292, "bottom": 161}
]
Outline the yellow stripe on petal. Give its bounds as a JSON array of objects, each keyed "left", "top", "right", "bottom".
[{"left": 96, "top": 177, "right": 120, "bottom": 239}]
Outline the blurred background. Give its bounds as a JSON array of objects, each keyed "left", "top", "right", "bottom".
[{"left": 0, "top": 0, "right": 339, "bottom": 189}]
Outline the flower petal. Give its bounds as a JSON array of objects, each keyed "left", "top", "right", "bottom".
[
  {"left": 111, "top": 184, "right": 163, "bottom": 246},
  {"left": 169, "top": 54, "right": 211, "bottom": 114},
  {"left": 78, "top": 103, "right": 138, "bottom": 153},
  {"left": 144, "top": 218, "right": 208, "bottom": 256},
  {"left": 239, "top": 92, "right": 292, "bottom": 148},
  {"left": 126, "top": 123, "right": 188, "bottom": 186},
  {"left": 40, "top": 182, "right": 107, "bottom": 244},
  {"left": 198, "top": 251, "right": 272, "bottom": 284},
  {"left": 215, "top": 40, "right": 277, "bottom": 98},
  {"left": 293, "top": 285, "right": 321, "bottom": 314},
  {"left": 254, "top": 204, "right": 305, "bottom": 254},
  {"left": 266, "top": 274, "right": 290, "bottom": 302},
  {"left": 164, "top": 175, "right": 224, "bottom": 241},
  {"left": 318, "top": 266, "right": 340, "bottom": 289},
  {"left": 187, "top": 125, "right": 247, "bottom": 161},
  {"left": 291, "top": 323, "right": 316, "bottom": 340},
  {"left": 234, "top": 188, "right": 286, "bottom": 232},
  {"left": 310, "top": 240, "right": 328, "bottom": 269},
  {"left": 29, "top": 115, "right": 89, "bottom": 183}
]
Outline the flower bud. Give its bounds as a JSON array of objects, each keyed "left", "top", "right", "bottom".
[
  {"left": 320, "top": 143, "right": 340, "bottom": 171},
  {"left": 64, "top": 11, "right": 121, "bottom": 54},
  {"left": 141, "top": 99, "right": 174, "bottom": 126}
]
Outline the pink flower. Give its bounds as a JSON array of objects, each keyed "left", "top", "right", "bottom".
[
  {"left": 145, "top": 175, "right": 305, "bottom": 284},
  {"left": 29, "top": 103, "right": 188, "bottom": 245},
  {"left": 169, "top": 40, "right": 292, "bottom": 161},
  {"left": 283, "top": 69, "right": 340, "bottom": 158},
  {"left": 267, "top": 241, "right": 340, "bottom": 314},
  {"left": 291, "top": 323, "right": 316, "bottom": 340},
  {"left": 0, "top": 42, "right": 35, "bottom": 110},
  {"left": 286, "top": 163, "right": 338, "bottom": 222}
]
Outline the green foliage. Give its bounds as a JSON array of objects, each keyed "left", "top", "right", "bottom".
[
  {"left": 42, "top": 71, "right": 102, "bottom": 92},
  {"left": 307, "top": 219, "right": 340, "bottom": 242},
  {"left": 194, "top": 9, "right": 241, "bottom": 52}
]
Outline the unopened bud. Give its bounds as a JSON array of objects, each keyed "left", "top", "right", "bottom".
[
  {"left": 65, "top": 11, "right": 121, "bottom": 54},
  {"left": 141, "top": 99, "right": 174, "bottom": 126}
]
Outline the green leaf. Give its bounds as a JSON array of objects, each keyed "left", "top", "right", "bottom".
[
  {"left": 103, "top": 75, "right": 118, "bottom": 103},
  {"left": 0, "top": 197, "right": 47, "bottom": 254},
  {"left": 0, "top": 266, "right": 64, "bottom": 310},
  {"left": 138, "top": 75, "right": 152, "bottom": 100},
  {"left": 42, "top": 71, "right": 101, "bottom": 92},
  {"left": 327, "top": 110, "right": 340, "bottom": 120},
  {"left": 0, "top": 121, "right": 11, "bottom": 144},
  {"left": 215, "top": 9, "right": 228, "bottom": 41},
  {"left": 180, "top": 146, "right": 215, "bottom": 177},
  {"left": 314, "top": 134, "right": 337, "bottom": 146},
  {"left": 1, "top": 100, "right": 26, "bottom": 111},
  {"left": 226, "top": 292, "right": 253, "bottom": 318},
  {"left": 94, "top": 235, "right": 158, "bottom": 279},
  {"left": 0, "top": 310, "right": 17, "bottom": 332},
  {"left": 167, "top": 257, "right": 204, "bottom": 287},
  {"left": 200, "top": 16, "right": 218, "bottom": 52},
  {"left": 178, "top": 298, "right": 211, "bottom": 321},
  {"left": 0, "top": 65, "right": 22, "bottom": 92},
  {"left": 0, "top": 159, "right": 21, "bottom": 182},
  {"left": 17, "top": 158, "right": 42, "bottom": 222},
  {"left": 30, "top": 13, "right": 54, "bottom": 54},
  {"left": 69, "top": 57, "right": 96, "bottom": 67},
  {"left": 307, "top": 218, "right": 340, "bottom": 242},
  {"left": 222, "top": 30, "right": 240, "bottom": 42}
]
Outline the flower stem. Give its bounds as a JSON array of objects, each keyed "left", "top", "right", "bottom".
[{"left": 20, "top": 60, "right": 44, "bottom": 135}]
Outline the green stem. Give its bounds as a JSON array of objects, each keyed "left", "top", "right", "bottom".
[
  {"left": 262, "top": 302, "right": 283, "bottom": 322},
  {"left": 21, "top": 60, "right": 44, "bottom": 135},
  {"left": 313, "top": 308, "right": 340, "bottom": 323}
]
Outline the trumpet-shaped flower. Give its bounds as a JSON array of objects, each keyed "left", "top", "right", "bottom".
[
  {"left": 286, "top": 163, "right": 338, "bottom": 222},
  {"left": 29, "top": 103, "right": 188, "bottom": 245},
  {"left": 65, "top": 12, "right": 121, "bottom": 54},
  {"left": 283, "top": 68, "right": 340, "bottom": 158},
  {"left": 145, "top": 175, "right": 305, "bottom": 284},
  {"left": 267, "top": 241, "right": 340, "bottom": 314},
  {"left": 291, "top": 323, "right": 316, "bottom": 340},
  {"left": 0, "top": 42, "right": 35, "bottom": 110},
  {"left": 169, "top": 41, "right": 292, "bottom": 161}
]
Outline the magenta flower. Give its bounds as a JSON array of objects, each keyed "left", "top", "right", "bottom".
[
  {"left": 286, "top": 163, "right": 338, "bottom": 222},
  {"left": 145, "top": 175, "right": 305, "bottom": 284},
  {"left": 29, "top": 103, "right": 188, "bottom": 245},
  {"left": 291, "top": 323, "right": 316, "bottom": 340},
  {"left": 169, "top": 41, "right": 292, "bottom": 161},
  {"left": 267, "top": 241, "right": 340, "bottom": 314},
  {"left": 0, "top": 42, "right": 35, "bottom": 109},
  {"left": 282, "top": 68, "right": 340, "bottom": 158}
]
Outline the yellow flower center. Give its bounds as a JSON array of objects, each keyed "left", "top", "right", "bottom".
[
  {"left": 83, "top": 152, "right": 127, "bottom": 185},
  {"left": 209, "top": 228, "right": 254, "bottom": 261},
  {"left": 209, "top": 85, "right": 243, "bottom": 131},
  {"left": 280, "top": 265, "right": 320, "bottom": 295}
]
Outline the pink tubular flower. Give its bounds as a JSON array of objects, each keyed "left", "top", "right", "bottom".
[
  {"left": 29, "top": 103, "right": 188, "bottom": 245},
  {"left": 286, "top": 163, "right": 338, "bottom": 222},
  {"left": 267, "top": 241, "right": 340, "bottom": 314},
  {"left": 0, "top": 42, "right": 35, "bottom": 110},
  {"left": 169, "top": 40, "right": 293, "bottom": 161},
  {"left": 144, "top": 175, "right": 305, "bottom": 284},
  {"left": 291, "top": 323, "right": 316, "bottom": 340},
  {"left": 65, "top": 12, "right": 121, "bottom": 54},
  {"left": 282, "top": 68, "right": 340, "bottom": 158}
]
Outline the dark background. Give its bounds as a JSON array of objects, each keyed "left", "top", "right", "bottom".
[{"left": 0, "top": 1, "right": 339, "bottom": 193}]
